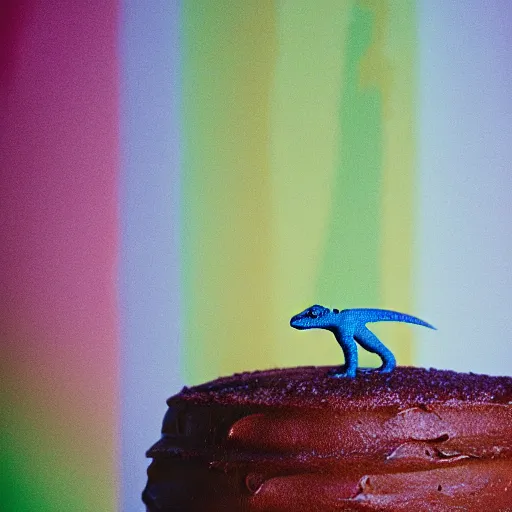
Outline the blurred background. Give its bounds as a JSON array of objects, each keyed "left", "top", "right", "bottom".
[{"left": 1, "top": 1, "right": 511, "bottom": 510}]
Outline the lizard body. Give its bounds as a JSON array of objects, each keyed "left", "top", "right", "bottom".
[{"left": 290, "top": 305, "right": 435, "bottom": 378}]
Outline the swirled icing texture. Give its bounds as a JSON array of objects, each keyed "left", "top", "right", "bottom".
[{"left": 143, "top": 367, "right": 512, "bottom": 511}]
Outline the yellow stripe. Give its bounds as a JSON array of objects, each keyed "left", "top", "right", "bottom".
[
  {"left": 181, "top": 2, "right": 278, "bottom": 383},
  {"left": 372, "top": 0, "right": 416, "bottom": 365},
  {"left": 269, "top": 0, "right": 353, "bottom": 367}
]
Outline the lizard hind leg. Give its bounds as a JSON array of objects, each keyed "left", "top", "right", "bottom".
[{"left": 354, "top": 327, "right": 396, "bottom": 373}]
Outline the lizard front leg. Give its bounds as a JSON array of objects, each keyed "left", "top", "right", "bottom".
[{"left": 328, "top": 333, "right": 358, "bottom": 378}]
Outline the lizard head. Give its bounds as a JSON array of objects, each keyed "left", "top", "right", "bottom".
[{"left": 290, "top": 305, "right": 331, "bottom": 330}]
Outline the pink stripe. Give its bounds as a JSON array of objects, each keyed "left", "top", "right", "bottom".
[{"left": 0, "top": 0, "right": 120, "bottom": 504}]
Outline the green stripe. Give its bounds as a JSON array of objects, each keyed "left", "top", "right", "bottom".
[
  {"left": 379, "top": 0, "right": 417, "bottom": 365},
  {"left": 317, "top": 2, "right": 382, "bottom": 314},
  {"left": 1, "top": 398, "right": 114, "bottom": 511},
  {"left": 318, "top": 0, "right": 417, "bottom": 366}
]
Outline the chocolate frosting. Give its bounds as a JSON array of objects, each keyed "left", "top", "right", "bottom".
[{"left": 143, "top": 367, "right": 512, "bottom": 511}]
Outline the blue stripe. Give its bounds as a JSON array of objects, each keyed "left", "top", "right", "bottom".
[{"left": 118, "top": 1, "right": 182, "bottom": 509}]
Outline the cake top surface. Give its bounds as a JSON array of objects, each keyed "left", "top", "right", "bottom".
[{"left": 172, "top": 366, "right": 512, "bottom": 410}]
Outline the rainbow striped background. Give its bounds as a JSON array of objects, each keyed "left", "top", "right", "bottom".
[{"left": 2, "top": 1, "right": 512, "bottom": 510}]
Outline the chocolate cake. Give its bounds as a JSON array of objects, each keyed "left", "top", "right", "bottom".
[{"left": 143, "top": 366, "right": 512, "bottom": 511}]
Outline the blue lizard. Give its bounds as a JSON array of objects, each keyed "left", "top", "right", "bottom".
[{"left": 290, "top": 305, "right": 436, "bottom": 378}]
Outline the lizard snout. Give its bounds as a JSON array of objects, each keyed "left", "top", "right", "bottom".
[
  {"left": 290, "top": 314, "right": 308, "bottom": 330},
  {"left": 290, "top": 315, "right": 299, "bottom": 328}
]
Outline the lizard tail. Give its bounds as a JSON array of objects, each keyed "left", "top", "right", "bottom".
[{"left": 347, "top": 308, "right": 436, "bottom": 330}]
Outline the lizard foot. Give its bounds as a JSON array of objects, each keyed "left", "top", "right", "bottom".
[
  {"left": 377, "top": 364, "right": 396, "bottom": 374},
  {"left": 327, "top": 366, "right": 357, "bottom": 379},
  {"left": 357, "top": 367, "right": 378, "bottom": 374}
]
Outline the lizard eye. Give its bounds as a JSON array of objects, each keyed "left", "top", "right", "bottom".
[{"left": 307, "top": 310, "right": 318, "bottom": 318}]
